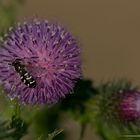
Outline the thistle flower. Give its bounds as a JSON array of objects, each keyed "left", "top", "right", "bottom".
[
  {"left": 87, "top": 80, "right": 140, "bottom": 140},
  {"left": 0, "top": 19, "right": 81, "bottom": 105},
  {"left": 117, "top": 90, "right": 140, "bottom": 121}
]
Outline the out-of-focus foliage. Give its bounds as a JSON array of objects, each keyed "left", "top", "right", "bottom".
[
  {"left": 60, "top": 79, "right": 97, "bottom": 116},
  {"left": 0, "top": 114, "right": 28, "bottom": 140},
  {"left": 37, "top": 129, "right": 63, "bottom": 140},
  {"left": 29, "top": 79, "right": 97, "bottom": 140},
  {"left": 0, "top": 0, "right": 24, "bottom": 36},
  {"left": 47, "top": 129, "right": 63, "bottom": 140},
  {"left": 10, "top": 115, "right": 28, "bottom": 140},
  {"left": 60, "top": 79, "right": 98, "bottom": 139},
  {"left": 32, "top": 105, "right": 65, "bottom": 140},
  {"left": 0, "top": 116, "right": 15, "bottom": 140}
]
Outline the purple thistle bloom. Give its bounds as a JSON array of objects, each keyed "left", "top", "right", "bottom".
[
  {"left": 117, "top": 90, "right": 140, "bottom": 121},
  {"left": 0, "top": 19, "right": 81, "bottom": 105}
]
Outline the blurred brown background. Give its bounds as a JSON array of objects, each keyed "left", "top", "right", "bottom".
[{"left": 16, "top": 0, "right": 140, "bottom": 140}]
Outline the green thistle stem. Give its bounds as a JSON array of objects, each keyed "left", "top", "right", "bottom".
[
  {"left": 79, "top": 122, "right": 86, "bottom": 140},
  {"left": 12, "top": 101, "right": 21, "bottom": 119}
]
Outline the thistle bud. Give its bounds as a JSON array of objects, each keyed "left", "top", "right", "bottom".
[
  {"left": 117, "top": 90, "right": 140, "bottom": 121},
  {"left": 87, "top": 80, "right": 140, "bottom": 140}
]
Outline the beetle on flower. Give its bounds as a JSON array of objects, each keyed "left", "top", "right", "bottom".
[{"left": 0, "top": 19, "right": 81, "bottom": 105}]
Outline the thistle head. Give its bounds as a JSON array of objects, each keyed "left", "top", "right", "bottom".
[
  {"left": 0, "top": 19, "right": 81, "bottom": 105},
  {"left": 87, "top": 80, "right": 140, "bottom": 139},
  {"left": 116, "top": 90, "right": 140, "bottom": 122}
]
